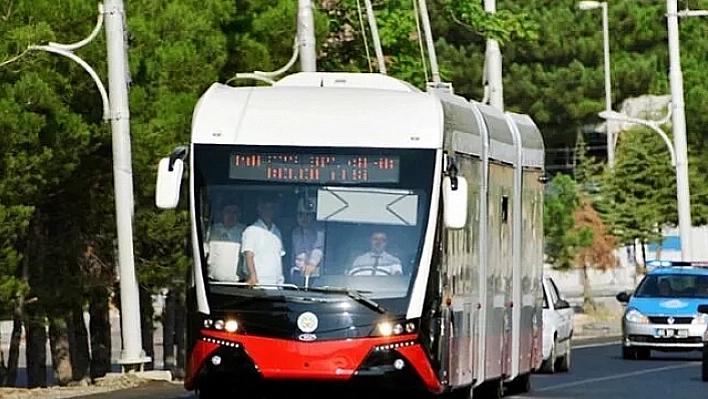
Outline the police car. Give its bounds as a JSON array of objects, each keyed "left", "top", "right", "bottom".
[{"left": 616, "top": 260, "right": 708, "bottom": 360}]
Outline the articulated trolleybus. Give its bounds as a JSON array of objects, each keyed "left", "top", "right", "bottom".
[{"left": 155, "top": 72, "right": 545, "bottom": 398}]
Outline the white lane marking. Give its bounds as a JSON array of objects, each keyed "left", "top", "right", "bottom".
[
  {"left": 573, "top": 340, "right": 621, "bottom": 349},
  {"left": 536, "top": 362, "right": 700, "bottom": 392}
]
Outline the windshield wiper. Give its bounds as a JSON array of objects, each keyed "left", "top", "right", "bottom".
[
  {"left": 307, "top": 286, "right": 386, "bottom": 314},
  {"left": 209, "top": 281, "right": 301, "bottom": 291}
]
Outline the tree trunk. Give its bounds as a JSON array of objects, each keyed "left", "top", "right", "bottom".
[
  {"left": 655, "top": 226, "right": 663, "bottom": 260},
  {"left": 162, "top": 290, "right": 176, "bottom": 373},
  {"left": 49, "top": 314, "right": 73, "bottom": 386},
  {"left": 89, "top": 288, "right": 111, "bottom": 379},
  {"left": 581, "top": 262, "right": 596, "bottom": 313},
  {"left": 174, "top": 290, "right": 186, "bottom": 379},
  {"left": 5, "top": 305, "right": 23, "bottom": 387},
  {"left": 139, "top": 286, "right": 155, "bottom": 371},
  {"left": 0, "top": 330, "right": 6, "bottom": 386},
  {"left": 70, "top": 303, "right": 90, "bottom": 382},
  {"left": 25, "top": 307, "right": 47, "bottom": 388},
  {"left": 641, "top": 241, "right": 647, "bottom": 272}
]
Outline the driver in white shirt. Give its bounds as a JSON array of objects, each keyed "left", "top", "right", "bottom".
[
  {"left": 241, "top": 196, "right": 285, "bottom": 287},
  {"left": 348, "top": 231, "right": 403, "bottom": 276}
]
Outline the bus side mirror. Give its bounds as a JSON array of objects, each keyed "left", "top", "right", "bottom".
[
  {"left": 443, "top": 175, "right": 468, "bottom": 229},
  {"left": 155, "top": 156, "right": 184, "bottom": 209}
]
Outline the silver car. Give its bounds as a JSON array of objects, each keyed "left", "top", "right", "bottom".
[{"left": 616, "top": 266, "right": 708, "bottom": 360}]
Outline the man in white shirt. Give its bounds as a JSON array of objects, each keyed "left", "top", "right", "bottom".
[
  {"left": 207, "top": 203, "right": 247, "bottom": 281},
  {"left": 241, "top": 196, "right": 285, "bottom": 287},
  {"left": 348, "top": 231, "right": 403, "bottom": 276}
]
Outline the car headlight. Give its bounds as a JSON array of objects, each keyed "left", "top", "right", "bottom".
[
  {"left": 625, "top": 309, "right": 648, "bottom": 324},
  {"left": 692, "top": 314, "right": 708, "bottom": 325}
]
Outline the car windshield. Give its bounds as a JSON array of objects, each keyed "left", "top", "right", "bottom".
[
  {"left": 633, "top": 273, "right": 708, "bottom": 298},
  {"left": 192, "top": 144, "right": 436, "bottom": 305}
]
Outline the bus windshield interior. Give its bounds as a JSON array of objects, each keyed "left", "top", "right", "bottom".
[{"left": 193, "top": 145, "right": 436, "bottom": 301}]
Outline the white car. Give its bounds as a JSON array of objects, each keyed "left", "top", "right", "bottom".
[{"left": 541, "top": 275, "right": 574, "bottom": 373}]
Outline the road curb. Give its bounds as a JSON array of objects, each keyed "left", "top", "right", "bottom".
[{"left": 100, "top": 370, "right": 174, "bottom": 382}]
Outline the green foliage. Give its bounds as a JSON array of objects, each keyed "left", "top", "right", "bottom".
[
  {"left": 601, "top": 126, "right": 673, "bottom": 245},
  {"left": 133, "top": 210, "right": 190, "bottom": 288},
  {"left": 544, "top": 173, "right": 593, "bottom": 270},
  {"left": 442, "top": 0, "right": 539, "bottom": 44},
  {"left": 600, "top": 124, "right": 708, "bottom": 245}
]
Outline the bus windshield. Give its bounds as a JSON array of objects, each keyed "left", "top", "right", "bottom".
[{"left": 193, "top": 144, "right": 436, "bottom": 302}]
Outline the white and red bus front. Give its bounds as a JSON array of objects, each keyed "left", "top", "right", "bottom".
[{"left": 184, "top": 144, "right": 444, "bottom": 395}]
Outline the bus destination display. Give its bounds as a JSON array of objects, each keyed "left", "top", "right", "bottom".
[{"left": 229, "top": 152, "right": 400, "bottom": 183}]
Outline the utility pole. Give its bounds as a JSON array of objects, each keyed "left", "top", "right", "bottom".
[
  {"left": 104, "top": 0, "right": 150, "bottom": 369},
  {"left": 484, "top": 0, "right": 504, "bottom": 110},
  {"left": 297, "top": 0, "right": 317, "bottom": 72},
  {"left": 601, "top": 2, "right": 614, "bottom": 168},
  {"left": 666, "top": 0, "right": 693, "bottom": 261}
]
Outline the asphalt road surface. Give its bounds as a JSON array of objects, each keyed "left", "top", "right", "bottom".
[{"left": 81, "top": 339, "right": 707, "bottom": 399}]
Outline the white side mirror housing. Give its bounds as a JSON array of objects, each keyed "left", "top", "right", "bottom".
[
  {"left": 442, "top": 175, "right": 468, "bottom": 229},
  {"left": 155, "top": 157, "right": 184, "bottom": 209}
]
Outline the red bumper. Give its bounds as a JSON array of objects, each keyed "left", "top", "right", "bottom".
[{"left": 185, "top": 330, "right": 441, "bottom": 393}]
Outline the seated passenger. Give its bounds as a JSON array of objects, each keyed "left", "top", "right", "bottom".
[
  {"left": 658, "top": 279, "right": 671, "bottom": 297},
  {"left": 347, "top": 232, "right": 403, "bottom": 276},
  {"left": 696, "top": 277, "right": 708, "bottom": 297}
]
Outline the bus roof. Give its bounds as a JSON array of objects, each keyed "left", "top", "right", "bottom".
[{"left": 191, "top": 73, "right": 444, "bottom": 149}]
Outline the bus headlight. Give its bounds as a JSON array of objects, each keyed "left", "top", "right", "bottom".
[
  {"left": 625, "top": 309, "right": 648, "bottom": 324},
  {"left": 203, "top": 318, "right": 239, "bottom": 333},
  {"left": 378, "top": 322, "right": 394, "bottom": 336},
  {"left": 225, "top": 320, "right": 239, "bottom": 332},
  {"left": 376, "top": 320, "right": 417, "bottom": 336}
]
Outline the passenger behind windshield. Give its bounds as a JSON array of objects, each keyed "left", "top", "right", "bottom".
[
  {"left": 241, "top": 195, "right": 286, "bottom": 287},
  {"left": 209, "top": 203, "right": 246, "bottom": 242},
  {"left": 347, "top": 231, "right": 403, "bottom": 276},
  {"left": 290, "top": 197, "right": 325, "bottom": 280},
  {"left": 207, "top": 202, "right": 246, "bottom": 281}
]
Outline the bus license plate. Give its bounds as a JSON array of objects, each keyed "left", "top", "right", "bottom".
[{"left": 655, "top": 328, "right": 688, "bottom": 338}]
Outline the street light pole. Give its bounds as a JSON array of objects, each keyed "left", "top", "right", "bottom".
[
  {"left": 27, "top": 1, "right": 149, "bottom": 370},
  {"left": 579, "top": 1, "right": 613, "bottom": 168},
  {"left": 104, "top": 0, "right": 149, "bottom": 369},
  {"left": 297, "top": 0, "right": 317, "bottom": 72},
  {"left": 601, "top": 2, "right": 613, "bottom": 168},
  {"left": 484, "top": 0, "right": 504, "bottom": 110},
  {"left": 666, "top": 0, "right": 693, "bottom": 261}
]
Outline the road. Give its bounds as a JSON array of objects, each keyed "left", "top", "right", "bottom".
[
  {"left": 78, "top": 339, "right": 707, "bottom": 399},
  {"left": 516, "top": 341, "right": 703, "bottom": 399}
]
